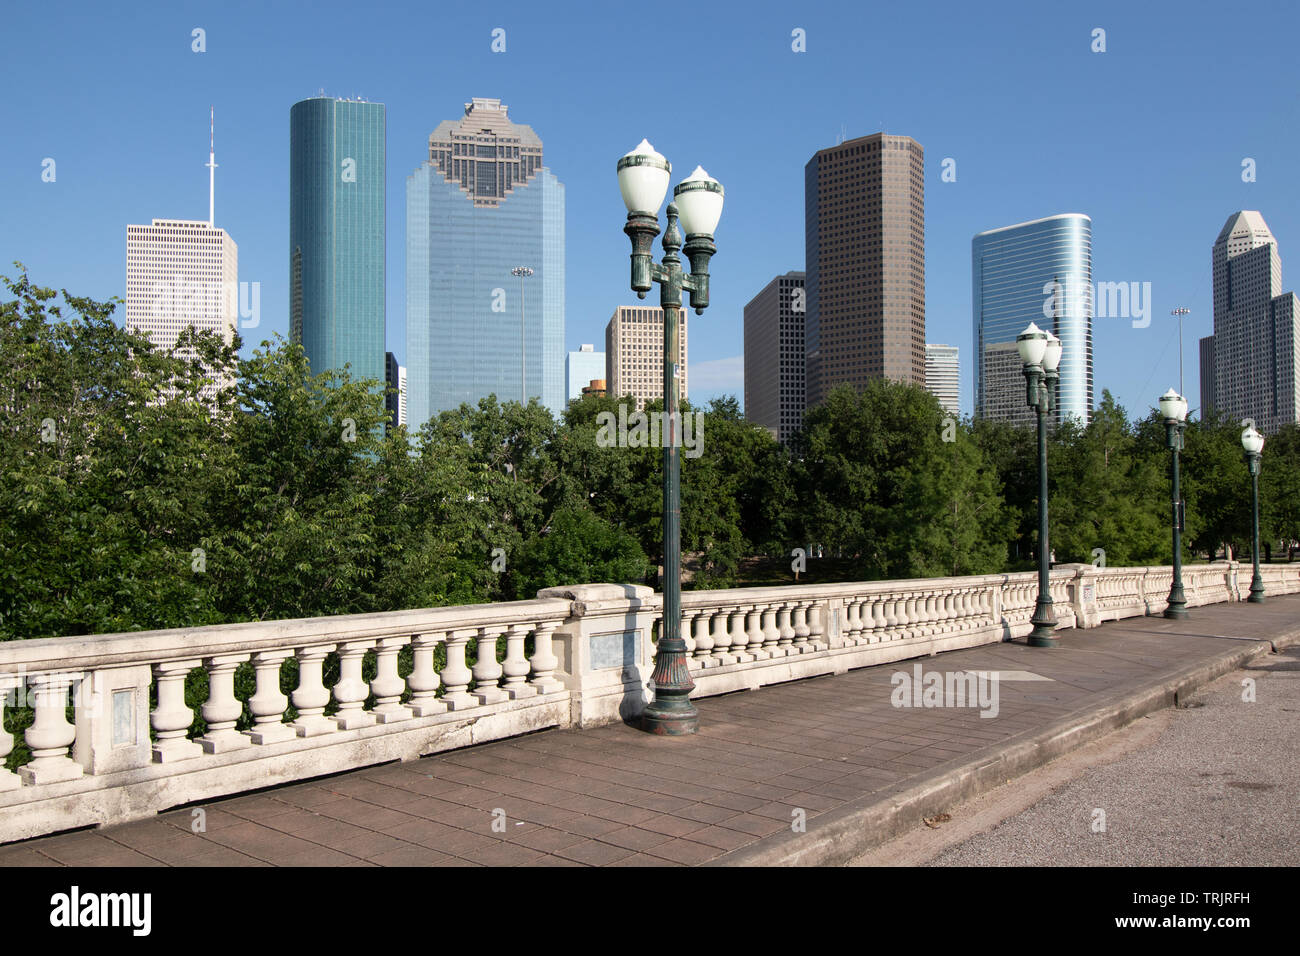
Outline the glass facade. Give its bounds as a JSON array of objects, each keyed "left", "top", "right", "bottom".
[
  {"left": 289, "top": 97, "right": 386, "bottom": 389},
  {"left": 972, "top": 214, "right": 1093, "bottom": 424},
  {"left": 406, "top": 101, "right": 564, "bottom": 427}
]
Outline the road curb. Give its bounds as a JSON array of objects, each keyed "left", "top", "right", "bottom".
[{"left": 708, "top": 625, "right": 1300, "bottom": 867}]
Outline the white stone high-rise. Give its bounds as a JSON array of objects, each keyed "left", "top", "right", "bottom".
[
  {"left": 1201, "top": 210, "right": 1300, "bottom": 433},
  {"left": 924, "top": 343, "right": 959, "bottom": 416},
  {"left": 125, "top": 218, "right": 238, "bottom": 400},
  {"left": 605, "top": 305, "right": 687, "bottom": 411}
]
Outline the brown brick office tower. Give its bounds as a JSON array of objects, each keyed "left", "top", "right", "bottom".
[{"left": 804, "top": 133, "right": 925, "bottom": 408}]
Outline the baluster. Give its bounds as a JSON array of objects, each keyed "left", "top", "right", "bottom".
[
  {"left": 845, "top": 599, "right": 863, "bottom": 644},
  {"left": 291, "top": 645, "right": 338, "bottom": 737},
  {"left": 372, "top": 636, "right": 414, "bottom": 722},
  {"left": 152, "top": 660, "right": 203, "bottom": 760},
  {"left": 711, "top": 607, "right": 736, "bottom": 665},
  {"left": 731, "top": 607, "right": 753, "bottom": 663},
  {"left": 0, "top": 674, "right": 20, "bottom": 791},
  {"left": 903, "top": 594, "right": 920, "bottom": 639},
  {"left": 440, "top": 629, "right": 478, "bottom": 710},
  {"left": 502, "top": 623, "right": 538, "bottom": 699},
  {"left": 246, "top": 650, "right": 295, "bottom": 745},
  {"left": 791, "top": 602, "right": 811, "bottom": 651},
  {"left": 865, "top": 596, "right": 883, "bottom": 643},
  {"left": 749, "top": 605, "right": 771, "bottom": 660},
  {"left": 472, "top": 626, "right": 508, "bottom": 705},
  {"left": 22, "top": 672, "right": 84, "bottom": 784},
  {"left": 199, "top": 654, "right": 252, "bottom": 753},
  {"left": 693, "top": 610, "right": 715, "bottom": 663},
  {"left": 407, "top": 632, "right": 448, "bottom": 716},
  {"left": 681, "top": 610, "right": 696, "bottom": 658},
  {"left": 761, "top": 605, "right": 781, "bottom": 656},
  {"left": 529, "top": 621, "right": 565, "bottom": 695},
  {"left": 332, "top": 640, "right": 377, "bottom": 729},
  {"left": 922, "top": 593, "right": 939, "bottom": 636},
  {"left": 777, "top": 604, "right": 795, "bottom": 650},
  {"left": 882, "top": 594, "right": 899, "bottom": 637},
  {"left": 808, "top": 602, "right": 827, "bottom": 649}
]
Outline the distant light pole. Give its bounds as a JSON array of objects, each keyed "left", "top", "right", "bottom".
[
  {"left": 1159, "top": 388, "right": 1190, "bottom": 619},
  {"left": 512, "top": 266, "right": 533, "bottom": 404},
  {"left": 1242, "top": 424, "right": 1266, "bottom": 603},
  {"left": 1171, "top": 308, "right": 1191, "bottom": 397},
  {"left": 1018, "top": 322, "right": 1063, "bottom": 647},
  {"left": 618, "top": 139, "right": 723, "bottom": 735}
]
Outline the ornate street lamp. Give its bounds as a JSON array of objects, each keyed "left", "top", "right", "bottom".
[
  {"left": 511, "top": 266, "right": 533, "bottom": 404},
  {"left": 1018, "top": 322, "right": 1062, "bottom": 647},
  {"left": 1241, "top": 424, "right": 1266, "bottom": 603},
  {"left": 617, "top": 140, "right": 723, "bottom": 735},
  {"left": 1158, "top": 388, "right": 1190, "bottom": 618}
]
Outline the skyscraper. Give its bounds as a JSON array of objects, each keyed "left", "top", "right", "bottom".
[
  {"left": 972, "top": 214, "right": 1093, "bottom": 425},
  {"left": 924, "top": 344, "right": 959, "bottom": 416},
  {"left": 125, "top": 219, "right": 238, "bottom": 401},
  {"left": 125, "top": 113, "right": 236, "bottom": 402},
  {"left": 1202, "top": 211, "right": 1300, "bottom": 434},
  {"left": 406, "top": 98, "right": 565, "bottom": 426},
  {"left": 289, "top": 96, "right": 386, "bottom": 388},
  {"left": 804, "top": 132, "right": 925, "bottom": 409},
  {"left": 567, "top": 344, "right": 605, "bottom": 403},
  {"left": 744, "top": 271, "right": 806, "bottom": 443},
  {"left": 606, "top": 305, "right": 686, "bottom": 411},
  {"left": 384, "top": 351, "right": 406, "bottom": 428}
]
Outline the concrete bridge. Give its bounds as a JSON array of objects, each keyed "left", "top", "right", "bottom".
[{"left": 2, "top": 560, "right": 1298, "bottom": 859}]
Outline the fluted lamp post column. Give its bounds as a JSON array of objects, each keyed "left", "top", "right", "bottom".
[
  {"left": 617, "top": 139, "right": 724, "bottom": 735},
  {"left": 1159, "top": 388, "right": 1189, "bottom": 619},
  {"left": 1018, "top": 322, "right": 1062, "bottom": 647},
  {"left": 1242, "top": 424, "right": 1266, "bottom": 604}
]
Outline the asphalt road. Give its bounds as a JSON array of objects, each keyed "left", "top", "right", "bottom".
[{"left": 849, "top": 642, "right": 1300, "bottom": 866}]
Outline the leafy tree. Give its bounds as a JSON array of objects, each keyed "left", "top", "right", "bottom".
[{"left": 510, "top": 506, "right": 648, "bottom": 597}]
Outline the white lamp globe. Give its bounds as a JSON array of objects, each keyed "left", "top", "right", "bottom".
[
  {"left": 617, "top": 139, "right": 670, "bottom": 216},
  {"left": 1043, "top": 331, "right": 1063, "bottom": 372},
  {"left": 1242, "top": 425, "right": 1265, "bottom": 455},
  {"left": 672, "top": 166, "right": 724, "bottom": 236},
  {"left": 1017, "top": 322, "right": 1048, "bottom": 367}
]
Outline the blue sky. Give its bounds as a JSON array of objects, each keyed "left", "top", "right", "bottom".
[{"left": 2, "top": 0, "right": 1297, "bottom": 418}]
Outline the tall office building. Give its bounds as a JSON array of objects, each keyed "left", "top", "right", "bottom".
[
  {"left": 384, "top": 351, "right": 407, "bottom": 428},
  {"left": 289, "top": 96, "right": 386, "bottom": 388},
  {"left": 972, "top": 214, "right": 1093, "bottom": 425},
  {"left": 804, "top": 132, "right": 925, "bottom": 409},
  {"left": 606, "top": 305, "right": 687, "bottom": 411},
  {"left": 406, "top": 98, "right": 565, "bottom": 426},
  {"left": 125, "top": 219, "right": 238, "bottom": 401},
  {"left": 744, "top": 271, "right": 806, "bottom": 443},
  {"left": 567, "top": 344, "right": 606, "bottom": 403},
  {"left": 924, "top": 344, "right": 959, "bottom": 416},
  {"left": 1201, "top": 211, "right": 1300, "bottom": 434}
]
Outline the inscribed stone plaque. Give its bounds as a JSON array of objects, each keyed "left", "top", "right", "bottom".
[
  {"left": 590, "top": 630, "right": 638, "bottom": 671},
  {"left": 112, "top": 688, "right": 136, "bottom": 747}
]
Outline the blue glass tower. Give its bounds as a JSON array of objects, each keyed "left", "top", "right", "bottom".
[
  {"left": 972, "top": 214, "right": 1093, "bottom": 424},
  {"left": 289, "top": 97, "right": 386, "bottom": 388},
  {"left": 406, "top": 98, "right": 565, "bottom": 427}
]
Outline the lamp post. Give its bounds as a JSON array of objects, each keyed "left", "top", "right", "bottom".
[
  {"left": 1170, "top": 308, "right": 1190, "bottom": 397},
  {"left": 1017, "top": 322, "right": 1062, "bottom": 647},
  {"left": 617, "top": 140, "right": 723, "bottom": 735},
  {"left": 511, "top": 266, "right": 533, "bottom": 404},
  {"left": 1158, "top": 388, "right": 1189, "bottom": 619},
  {"left": 1242, "top": 424, "right": 1265, "bottom": 603}
]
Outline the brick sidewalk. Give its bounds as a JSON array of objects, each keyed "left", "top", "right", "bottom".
[{"left": 4, "top": 595, "right": 1298, "bottom": 867}]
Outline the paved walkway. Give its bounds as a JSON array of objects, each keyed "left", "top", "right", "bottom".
[{"left": 4, "top": 595, "right": 1298, "bottom": 867}]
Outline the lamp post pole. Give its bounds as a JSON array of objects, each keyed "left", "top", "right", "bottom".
[
  {"left": 1171, "top": 308, "right": 1190, "bottom": 398},
  {"left": 512, "top": 266, "right": 533, "bottom": 405},
  {"left": 618, "top": 142, "right": 723, "bottom": 735},
  {"left": 1019, "top": 323, "right": 1061, "bottom": 647},
  {"left": 1159, "top": 389, "right": 1189, "bottom": 619},
  {"left": 1243, "top": 425, "right": 1266, "bottom": 603}
]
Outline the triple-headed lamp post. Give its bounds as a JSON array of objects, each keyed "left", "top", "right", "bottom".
[
  {"left": 1158, "top": 388, "right": 1189, "bottom": 619},
  {"left": 1017, "top": 322, "right": 1062, "bottom": 647},
  {"left": 1242, "top": 424, "right": 1266, "bottom": 604},
  {"left": 617, "top": 140, "right": 723, "bottom": 735}
]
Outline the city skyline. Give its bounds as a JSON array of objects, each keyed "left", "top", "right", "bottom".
[{"left": 3, "top": 2, "right": 1297, "bottom": 422}]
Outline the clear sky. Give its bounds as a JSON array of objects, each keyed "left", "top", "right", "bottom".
[{"left": 2, "top": 0, "right": 1296, "bottom": 419}]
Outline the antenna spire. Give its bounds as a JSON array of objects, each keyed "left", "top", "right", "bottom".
[{"left": 205, "top": 106, "right": 217, "bottom": 227}]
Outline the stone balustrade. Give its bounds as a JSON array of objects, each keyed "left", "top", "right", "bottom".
[{"left": 1, "top": 560, "right": 1296, "bottom": 844}]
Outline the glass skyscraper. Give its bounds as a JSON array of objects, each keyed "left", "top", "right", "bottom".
[
  {"left": 972, "top": 214, "right": 1093, "bottom": 425},
  {"left": 289, "top": 96, "right": 386, "bottom": 389},
  {"left": 406, "top": 98, "right": 564, "bottom": 427}
]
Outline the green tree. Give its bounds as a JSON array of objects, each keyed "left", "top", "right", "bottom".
[{"left": 510, "top": 506, "right": 648, "bottom": 597}]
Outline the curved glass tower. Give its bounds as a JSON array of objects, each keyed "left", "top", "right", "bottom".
[
  {"left": 289, "top": 97, "right": 386, "bottom": 388},
  {"left": 972, "top": 214, "right": 1093, "bottom": 425}
]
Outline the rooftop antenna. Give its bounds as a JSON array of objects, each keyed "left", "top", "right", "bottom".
[{"left": 205, "top": 106, "right": 217, "bottom": 227}]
